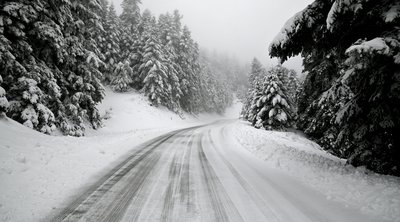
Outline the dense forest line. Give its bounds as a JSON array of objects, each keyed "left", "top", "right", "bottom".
[
  {"left": 242, "top": 0, "right": 399, "bottom": 176},
  {"left": 0, "top": 0, "right": 246, "bottom": 136}
]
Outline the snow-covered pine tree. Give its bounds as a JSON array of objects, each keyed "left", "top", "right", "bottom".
[
  {"left": 269, "top": 65, "right": 299, "bottom": 108},
  {"left": 241, "top": 78, "right": 263, "bottom": 124},
  {"left": 157, "top": 13, "right": 182, "bottom": 112},
  {"left": 119, "top": 0, "right": 141, "bottom": 66},
  {"left": 57, "top": 0, "right": 105, "bottom": 136},
  {"left": 120, "top": 0, "right": 141, "bottom": 32},
  {"left": 302, "top": 80, "right": 354, "bottom": 156},
  {"left": 272, "top": 65, "right": 290, "bottom": 89},
  {"left": 128, "top": 9, "right": 155, "bottom": 89},
  {"left": 254, "top": 73, "right": 294, "bottom": 130},
  {"left": 0, "top": 75, "right": 9, "bottom": 116},
  {"left": 177, "top": 26, "right": 200, "bottom": 113},
  {"left": 111, "top": 61, "right": 133, "bottom": 92},
  {"left": 248, "top": 58, "right": 265, "bottom": 85},
  {"left": 0, "top": 0, "right": 62, "bottom": 133},
  {"left": 198, "top": 65, "right": 219, "bottom": 113},
  {"left": 269, "top": 0, "right": 400, "bottom": 175},
  {"left": 287, "top": 69, "right": 299, "bottom": 105},
  {"left": 336, "top": 35, "right": 400, "bottom": 174},
  {"left": 100, "top": 3, "right": 122, "bottom": 83},
  {"left": 0, "top": 0, "right": 106, "bottom": 136},
  {"left": 9, "top": 76, "right": 56, "bottom": 133},
  {"left": 241, "top": 58, "right": 266, "bottom": 122},
  {"left": 140, "top": 26, "right": 176, "bottom": 110}
]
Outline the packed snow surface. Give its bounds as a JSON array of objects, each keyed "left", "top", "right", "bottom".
[{"left": 231, "top": 121, "right": 400, "bottom": 222}]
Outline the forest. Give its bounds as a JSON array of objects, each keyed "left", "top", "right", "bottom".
[
  {"left": 241, "top": 0, "right": 399, "bottom": 176},
  {"left": 0, "top": 0, "right": 246, "bottom": 137}
]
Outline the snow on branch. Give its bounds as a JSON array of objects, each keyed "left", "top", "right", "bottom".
[
  {"left": 384, "top": 3, "right": 400, "bottom": 23},
  {"left": 346, "top": 38, "right": 390, "bottom": 55},
  {"left": 326, "top": 0, "right": 365, "bottom": 31},
  {"left": 268, "top": 1, "right": 318, "bottom": 54},
  {"left": 269, "top": 11, "right": 304, "bottom": 52}
]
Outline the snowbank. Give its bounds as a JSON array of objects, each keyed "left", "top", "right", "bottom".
[
  {"left": 0, "top": 88, "right": 241, "bottom": 221},
  {"left": 90, "top": 88, "right": 242, "bottom": 135},
  {"left": 230, "top": 121, "right": 400, "bottom": 222}
]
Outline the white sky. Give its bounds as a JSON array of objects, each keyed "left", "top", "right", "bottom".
[{"left": 110, "top": 0, "right": 313, "bottom": 72}]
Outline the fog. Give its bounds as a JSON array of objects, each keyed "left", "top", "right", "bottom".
[{"left": 110, "top": 0, "right": 313, "bottom": 73}]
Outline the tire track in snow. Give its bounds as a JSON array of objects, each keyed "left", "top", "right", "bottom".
[
  {"left": 178, "top": 135, "right": 195, "bottom": 213},
  {"left": 197, "top": 133, "right": 244, "bottom": 222},
  {"left": 96, "top": 138, "right": 170, "bottom": 222},
  {"left": 159, "top": 134, "right": 190, "bottom": 222},
  {"left": 160, "top": 132, "right": 197, "bottom": 222},
  {"left": 52, "top": 134, "right": 175, "bottom": 222},
  {"left": 51, "top": 126, "right": 202, "bottom": 222},
  {"left": 207, "top": 129, "right": 281, "bottom": 221},
  {"left": 121, "top": 133, "right": 194, "bottom": 222}
]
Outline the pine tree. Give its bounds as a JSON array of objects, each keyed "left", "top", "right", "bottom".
[
  {"left": 269, "top": 0, "right": 400, "bottom": 175},
  {"left": 140, "top": 27, "right": 176, "bottom": 110},
  {"left": 242, "top": 78, "right": 264, "bottom": 124},
  {"left": 254, "top": 73, "right": 294, "bottom": 130},
  {"left": 111, "top": 61, "right": 133, "bottom": 92},
  {"left": 100, "top": 3, "right": 122, "bottom": 83},
  {"left": 57, "top": 0, "right": 105, "bottom": 136},
  {"left": 157, "top": 13, "right": 183, "bottom": 111},
  {"left": 241, "top": 59, "right": 266, "bottom": 121},
  {"left": 128, "top": 9, "right": 155, "bottom": 88},
  {"left": 177, "top": 26, "right": 200, "bottom": 112},
  {"left": 286, "top": 69, "right": 299, "bottom": 105},
  {"left": 0, "top": 0, "right": 105, "bottom": 136},
  {"left": 119, "top": 0, "right": 141, "bottom": 64},
  {"left": 0, "top": 0, "right": 61, "bottom": 133},
  {"left": 120, "top": 0, "right": 141, "bottom": 32},
  {"left": 0, "top": 75, "right": 9, "bottom": 116},
  {"left": 248, "top": 58, "right": 265, "bottom": 84}
]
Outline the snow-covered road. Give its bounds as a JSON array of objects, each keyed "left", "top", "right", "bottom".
[{"left": 50, "top": 120, "right": 376, "bottom": 222}]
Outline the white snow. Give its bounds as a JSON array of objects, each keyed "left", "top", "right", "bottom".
[
  {"left": 326, "top": 1, "right": 338, "bottom": 30},
  {"left": 0, "top": 87, "right": 5, "bottom": 97},
  {"left": 346, "top": 38, "right": 390, "bottom": 55},
  {"left": 0, "top": 114, "right": 173, "bottom": 222},
  {"left": 21, "top": 105, "right": 38, "bottom": 128},
  {"left": 86, "top": 51, "right": 103, "bottom": 68},
  {"left": 269, "top": 11, "right": 304, "bottom": 50},
  {"left": 384, "top": 3, "right": 400, "bottom": 23},
  {"left": 230, "top": 121, "right": 400, "bottom": 222},
  {"left": 269, "top": 1, "right": 317, "bottom": 51},
  {"left": 0, "top": 88, "right": 241, "bottom": 221}
]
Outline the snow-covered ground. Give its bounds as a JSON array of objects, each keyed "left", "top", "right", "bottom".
[
  {"left": 229, "top": 121, "right": 400, "bottom": 222},
  {"left": 0, "top": 88, "right": 242, "bottom": 222},
  {"left": 2, "top": 88, "right": 399, "bottom": 222}
]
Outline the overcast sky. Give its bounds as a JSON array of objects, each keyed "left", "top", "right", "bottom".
[{"left": 109, "top": 0, "right": 313, "bottom": 72}]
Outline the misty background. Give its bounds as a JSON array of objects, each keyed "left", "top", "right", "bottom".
[{"left": 110, "top": 0, "right": 313, "bottom": 73}]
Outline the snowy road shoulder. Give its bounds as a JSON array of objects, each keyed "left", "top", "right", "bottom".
[{"left": 228, "top": 121, "right": 400, "bottom": 222}]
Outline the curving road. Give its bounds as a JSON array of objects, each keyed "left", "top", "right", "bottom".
[{"left": 50, "top": 120, "right": 374, "bottom": 222}]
